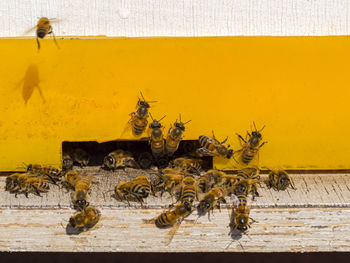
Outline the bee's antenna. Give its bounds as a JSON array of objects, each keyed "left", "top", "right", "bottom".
[
  {"left": 158, "top": 115, "right": 166, "bottom": 122},
  {"left": 140, "top": 91, "right": 146, "bottom": 101},
  {"left": 184, "top": 120, "right": 191, "bottom": 125},
  {"left": 253, "top": 122, "right": 257, "bottom": 132},
  {"left": 149, "top": 112, "right": 154, "bottom": 121},
  {"left": 259, "top": 125, "right": 266, "bottom": 132},
  {"left": 179, "top": 114, "right": 182, "bottom": 122}
]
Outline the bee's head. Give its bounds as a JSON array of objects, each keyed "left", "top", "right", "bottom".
[
  {"left": 37, "top": 32, "right": 45, "bottom": 38},
  {"left": 226, "top": 149, "right": 234, "bottom": 159}
]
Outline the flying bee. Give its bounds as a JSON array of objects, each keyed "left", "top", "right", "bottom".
[
  {"left": 68, "top": 206, "right": 101, "bottom": 231},
  {"left": 128, "top": 92, "right": 156, "bottom": 136},
  {"left": 177, "top": 175, "right": 198, "bottom": 204},
  {"left": 114, "top": 176, "right": 151, "bottom": 205},
  {"left": 233, "top": 178, "right": 261, "bottom": 199},
  {"left": 172, "top": 157, "right": 202, "bottom": 175},
  {"left": 26, "top": 164, "right": 62, "bottom": 184},
  {"left": 152, "top": 170, "right": 184, "bottom": 197},
  {"left": 235, "top": 122, "right": 267, "bottom": 166},
  {"left": 198, "top": 169, "right": 239, "bottom": 193},
  {"left": 229, "top": 194, "right": 255, "bottom": 234},
  {"left": 73, "top": 175, "right": 93, "bottom": 209},
  {"left": 103, "top": 149, "right": 139, "bottom": 170},
  {"left": 62, "top": 153, "right": 73, "bottom": 171},
  {"left": 197, "top": 131, "right": 234, "bottom": 159},
  {"left": 165, "top": 114, "right": 191, "bottom": 156},
  {"left": 266, "top": 168, "right": 296, "bottom": 191},
  {"left": 197, "top": 187, "right": 227, "bottom": 218},
  {"left": 24, "top": 17, "right": 60, "bottom": 50},
  {"left": 148, "top": 113, "right": 166, "bottom": 157}
]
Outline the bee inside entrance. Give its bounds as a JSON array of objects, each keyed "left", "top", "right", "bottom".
[{"left": 62, "top": 140, "right": 213, "bottom": 170}]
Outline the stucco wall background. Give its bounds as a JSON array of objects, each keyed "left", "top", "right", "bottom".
[{"left": 0, "top": 0, "right": 349, "bottom": 37}]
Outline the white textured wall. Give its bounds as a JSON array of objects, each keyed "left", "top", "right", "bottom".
[{"left": 0, "top": 0, "right": 349, "bottom": 37}]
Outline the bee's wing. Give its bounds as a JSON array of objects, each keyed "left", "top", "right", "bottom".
[
  {"left": 120, "top": 116, "right": 133, "bottom": 138},
  {"left": 196, "top": 147, "right": 215, "bottom": 157},
  {"left": 165, "top": 219, "right": 182, "bottom": 246},
  {"left": 231, "top": 194, "right": 240, "bottom": 209},
  {"left": 245, "top": 195, "right": 253, "bottom": 213},
  {"left": 23, "top": 25, "right": 37, "bottom": 35}
]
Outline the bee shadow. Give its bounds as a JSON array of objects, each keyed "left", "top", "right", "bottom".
[
  {"left": 64, "top": 222, "right": 99, "bottom": 235},
  {"left": 110, "top": 193, "right": 140, "bottom": 204}
]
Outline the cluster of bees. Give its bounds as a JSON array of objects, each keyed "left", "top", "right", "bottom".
[
  {"left": 4, "top": 92, "right": 296, "bottom": 239},
  {"left": 14, "top": 17, "right": 297, "bottom": 241}
]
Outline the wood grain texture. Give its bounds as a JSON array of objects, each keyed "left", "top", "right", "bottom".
[
  {"left": 1, "top": 0, "right": 349, "bottom": 37},
  {"left": 0, "top": 167, "right": 349, "bottom": 252}
]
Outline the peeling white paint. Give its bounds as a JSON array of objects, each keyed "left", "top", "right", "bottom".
[{"left": 0, "top": 0, "right": 349, "bottom": 37}]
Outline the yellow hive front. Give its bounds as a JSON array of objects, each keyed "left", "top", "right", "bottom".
[{"left": 0, "top": 36, "right": 349, "bottom": 171}]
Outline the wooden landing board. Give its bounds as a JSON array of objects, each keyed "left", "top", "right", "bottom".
[{"left": 0, "top": 168, "right": 349, "bottom": 252}]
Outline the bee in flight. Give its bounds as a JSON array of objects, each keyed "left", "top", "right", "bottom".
[
  {"left": 165, "top": 114, "right": 191, "bottom": 156},
  {"left": 103, "top": 149, "right": 139, "bottom": 170},
  {"left": 114, "top": 176, "right": 151, "bottom": 206},
  {"left": 235, "top": 122, "right": 267, "bottom": 166},
  {"left": 148, "top": 113, "right": 166, "bottom": 157},
  {"left": 128, "top": 92, "right": 156, "bottom": 136},
  {"left": 197, "top": 131, "right": 234, "bottom": 159},
  {"left": 68, "top": 206, "right": 101, "bottom": 232},
  {"left": 229, "top": 194, "right": 256, "bottom": 235},
  {"left": 266, "top": 168, "right": 296, "bottom": 191},
  {"left": 25, "top": 17, "right": 60, "bottom": 50}
]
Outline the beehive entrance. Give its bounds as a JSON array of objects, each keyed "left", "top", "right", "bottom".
[{"left": 62, "top": 140, "right": 213, "bottom": 169}]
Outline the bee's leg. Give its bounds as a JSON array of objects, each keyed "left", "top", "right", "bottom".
[
  {"left": 259, "top": 141, "right": 267, "bottom": 148},
  {"left": 49, "top": 27, "right": 60, "bottom": 49},
  {"left": 236, "top": 133, "right": 247, "bottom": 145},
  {"left": 36, "top": 37, "right": 40, "bottom": 50},
  {"left": 249, "top": 217, "right": 257, "bottom": 224}
]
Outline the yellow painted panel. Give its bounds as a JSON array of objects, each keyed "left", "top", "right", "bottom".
[{"left": 0, "top": 36, "right": 349, "bottom": 171}]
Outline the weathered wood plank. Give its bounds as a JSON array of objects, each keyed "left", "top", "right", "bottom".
[{"left": 0, "top": 168, "right": 349, "bottom": 252}]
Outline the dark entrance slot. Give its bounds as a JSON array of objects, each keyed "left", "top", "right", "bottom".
[{"left": 62, "top": 140, "right": 213, "bottom": 170}]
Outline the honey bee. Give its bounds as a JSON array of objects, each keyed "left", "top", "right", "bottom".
[
  {"left": 266, "top": 168, "right": 296, "bottom": 191},
  {"left": 197, "top": 187, "right": 227, "bottom": 217},
  {"left": 129, "top": 92, "right": 156, "bottom": 136},
  {"left": 197, "top": 131, "right": 234, "bottom": 159},
  {"left": 73, "top": 175, "right": 93, "bottom": 209},
  {"left": 165, "top": 114, "right": 191, "bottom": 156},
  {"left": 148, "top": 113, "right": 166, "bottom": 157},
  {"left": 114, "top": 176, "right": 151, "bottom": 205},
  {"left": 153, "top": 170, "right": 184, "bottom": 197},
  {"left": 236, "top": 166, "right": 260, "bottom": 180},
  {"left": 26, "top": 164, "right": 61, "bottom": 184},
  {"left": 178, "top": 176, "right": 198, "bottom": 204},
  {"left": 25, "top": 17, "right": 60, "bottom": 50},
  {"left": 70, "top": 148, "right": 90, "bottom": 167},
  {"left": 62, "top": 153, "right": 73, "bottom": 171},
  {"left": 103, "top": 149, "right": 139, "bottom": 170},
  {"left": 235, "top": 123, "right": 267, "bottom": 166},
  {"left": 155, "top": 201, "right": 192, "bottom": 228},
  {"left": 229, "top": 194, "right": 255, "bottom": 234},
  {"left": 172, "top": 157, "right": 202, "bottom": 174},
  {"left": 198, "top": 169, "right": 239, "bottom": 193},
  {"left": 62, "top": 171, "right": 83, "bottom": 190},
  {"left": 233, "top": 178, "right": 261, "bottom": 199},
  {"left": 69, "top": 206, "right": 101, "bottom": 231},
  {"left": 6, "top": 173, "right": 50, "bottom": 197}
]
